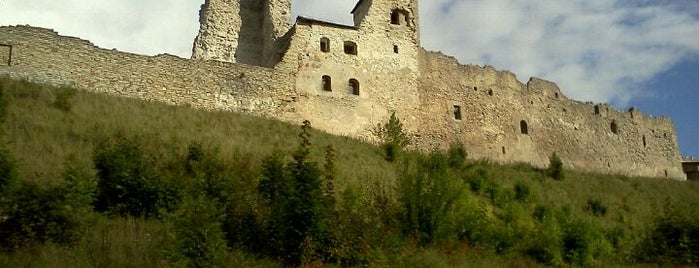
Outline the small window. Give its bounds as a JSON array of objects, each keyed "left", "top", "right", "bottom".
[
  {"left": 0, "top": 44, "right": 11, "bottom": 66},
  {"left": 554, "top": 92, "right": 559, "bottom": 98},
  {"left": 393, "top": 45, "right": 399, "bottom": 54},
  {"left": 453, "top": 105, "right": 462, "bottom": 120},
  {"left": 487, "top": 89, "right": 493, "bottom": 96},
  {"left": 520, "top": 120, "right": 529, "bottom": 135},
  {"left": 322, "top": 75, "right": 332, "bottom": 91},
  {"left": 391, "top": 9, "right": 408, "bottom": 25},
  {"left": 344, "top": 41, "right": 357, "bottom": 55},
  {"left": 594, "top": 105, "right": 600, "bottom": 115},
  {"left": 611, "top": 120, "right": 619, "bottom": 134},
  {"left": 502, "top": 147, "right": 506, "bottom": 155},
  {"left": 320, "top": 37, "right": 330, "bottom": 52},
  {"left": 349, "top": 79, "right": 360, "bottom": 95}
]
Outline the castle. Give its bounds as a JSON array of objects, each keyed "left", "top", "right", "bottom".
[{"left": 0, "top": 0, "right": 685, "bottom": 179}]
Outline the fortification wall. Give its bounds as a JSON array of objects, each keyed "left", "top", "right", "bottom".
[
  {"left": 0, "top": 26, "right": 297, "bottom": 119},
  {"left": 417, "top": 50, "right": 684, "bottom": 179}
]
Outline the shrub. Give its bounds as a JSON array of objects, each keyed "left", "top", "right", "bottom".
[
  {"left": 167, "top": 197, "right": 227, "bottom": 268},
  {"left": 0, "top": 182, "right": 81, "bottom": 251},
  {"left": 397, "top": 150, "right": 462, "bottom": 244},
  {"left": 0, "top": 146, "right": 17, "bottom": 194},
  {"left": 52, "top": 86, "right": 75, "bottom": 112},
  {"left": 447, "top": 141, "right": 467, "bottom": 169},
  {"left": 514, "top": 181, "right": 534, "bottom": 204},
  {"left": 636, "top": 205, "right": 699, "bottom": 266},
  {"left": 375, "top": 112, "right": 410, "bottom": 162},
  {"left": 547, "top": 153, "right": 564, "bottom": 180},
  {"left": 93, "top": 136, "right": 166, "bottom": 217},
  {"left": 586, "top": 198, "right": 608, "bottom": 217}
]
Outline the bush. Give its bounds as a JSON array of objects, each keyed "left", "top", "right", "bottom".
[
  {"left": 375, "top": 112, "right": 410, "bottom": 162},
  {"left": 447, "top": 141, "right": 467, "bottom": 169},
  {"left": 0, "top": 181, "right": 81, "bottom": 251},
  {"left": 167, "top": 197, "right": 227, "bottom": 268},
  {"left": 636, "top": 205, "right": 699, "bottom": 266},
  {"left": 586, "top": 198, "right": 608, "bottom": 216},
  {"left": 397, "top": 150, "right": 462, "bottom": 244},
  {"left": 52, "top": 86, "right": 75, "bottom": 112},
  {"left": 93, "top": 136, "right": 169, "bottom": 217},
  {"left": 0, "top": 146, "right": 17, "bottom": 195},
  {"left": 547, "top": 153, "right": 564, "bottom": 180}
]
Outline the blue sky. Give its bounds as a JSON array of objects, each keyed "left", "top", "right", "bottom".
[{"left": 1, "top": 0, "right": 698, "bottom": 157}]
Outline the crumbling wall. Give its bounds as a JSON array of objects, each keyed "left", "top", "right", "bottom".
[
  {"left": 0, "top": 26, "right": 297, "bottom": 119},
  {"left": 417, "top": 50, "right": 684, "bottom": 179}
]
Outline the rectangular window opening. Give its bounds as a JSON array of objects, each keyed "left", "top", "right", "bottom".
[
  {"left": 453, "top": 105, "right": 462, "bottom": 120},
  {"left": 344, "top": 41, "right": 357, "bottom": 55},
  {"left": 393, "top": 45, "right": 399, "bottom": 54}
]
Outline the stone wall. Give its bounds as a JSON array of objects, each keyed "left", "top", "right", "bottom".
[
  {"left": 0, "top": 0, "right": 685, "bottom": 180},
  {"left": 0, "top": 26, "right": 297, "bottom": 119},
  {"left": 417, "top": 50, "right": 684, "bottom": 179}
]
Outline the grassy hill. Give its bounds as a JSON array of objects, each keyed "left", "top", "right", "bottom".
[{"left": 0, "top": 77, "right": 698, "bottom": 267}]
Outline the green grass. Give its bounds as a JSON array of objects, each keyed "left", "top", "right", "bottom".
[{"left": 1, "top": 77, "right": 698, "bottom": 267}]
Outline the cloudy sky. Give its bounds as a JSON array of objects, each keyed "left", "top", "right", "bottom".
[{"left": 2, "top": 0, "right": 698, "bottom": 157}]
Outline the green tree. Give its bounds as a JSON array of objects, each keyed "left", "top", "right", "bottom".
[{"left": 375, "top": 112, "right": 410, "bottom": 162}]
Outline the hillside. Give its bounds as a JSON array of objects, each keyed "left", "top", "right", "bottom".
[{"left": 0, "top": 77, "right": 698, "bottom": 267}]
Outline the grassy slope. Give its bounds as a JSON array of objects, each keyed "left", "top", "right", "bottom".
[{"left": 1, "top": 77, "right": 698, "bottom": 267}]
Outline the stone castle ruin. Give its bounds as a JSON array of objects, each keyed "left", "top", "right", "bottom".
[{"left": 0, "top": 0, "right": 685, "bottom": 179}]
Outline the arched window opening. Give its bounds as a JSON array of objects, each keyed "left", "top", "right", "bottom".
[
  {"left": 344, "top": 41, "right": 357, "bottom": 55},
  {"left": 391, "top": 10, "right": 407, "bottom": 25},
  {"left": 322, "top": 75, "right": 332, "bottom": 91},
  {"left": 520, "top": 120, "right": 529, "bottom": 135},
  {"left": 349, "top": 79, "right": 360, "bottom": 95},
  {"left": 453, "top": 105, "right": 462, "bottom": 120},
  {"left": 320, "top": 37, "right": 330, "bottom": 52},
  {"left": 611, "top": 120, "right": 619, "bottom": 134},
  {"left": 643, "top": 135, "right": 647, "bottom": 148}
]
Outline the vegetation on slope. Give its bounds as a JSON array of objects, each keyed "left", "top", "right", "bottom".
[{"left": 0, "top": 77, "right": 698, "bottom": 267}]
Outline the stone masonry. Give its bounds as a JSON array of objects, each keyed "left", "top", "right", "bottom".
[{"left": 0, "top": 0, "right": 685, "bottom": 179}]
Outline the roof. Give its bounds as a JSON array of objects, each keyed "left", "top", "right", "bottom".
[
  {"left": 351, "top": 0, "right": 365, "bottom": 14},
  {"left": 296, "top": 16, "right": 357, "bottom": 30}
]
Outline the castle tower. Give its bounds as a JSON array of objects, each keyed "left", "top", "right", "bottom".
[
  {"left": 191, "top": 0, "right": 291, "bottom": 66},
  {"left": 351, "top": 0, "right": 420, "bottom": 43}
]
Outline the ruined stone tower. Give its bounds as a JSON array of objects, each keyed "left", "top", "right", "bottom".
[{"left": 192, "top": 0, "right": 291, "bottom": 66}]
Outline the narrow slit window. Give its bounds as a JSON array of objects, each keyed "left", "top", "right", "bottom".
[
  {"left": 349, "top": 79, "right": 360, "bottom": 95},
  {"left": 502, "top": 147, "right": 506, "bottom": 155},
  {"left": 322, "top": 75, "right": 332, "bottom": 91},
  {"left": 520, "top": 120, "right": 529, "bottom": 135},
  {"left": 594, "top": 105, "right": 600, "bottom": 115},
  {"left": 344, "top": 41, "right": 357, "bottom": 55},
  {"left": 320, "top": 37, "right": 330, "bottom": 52},
  {"left": 393, "top": 45, "right": 399, "bottom": 54},
  {"left": 453, "top": 105, "right": 462, "bottom": 120}
]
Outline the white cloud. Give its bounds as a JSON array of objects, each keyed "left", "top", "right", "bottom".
[{"left": 1, "top": 0, "right": 698, "bottom": 105}]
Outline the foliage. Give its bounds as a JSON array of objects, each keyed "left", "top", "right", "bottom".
[
  {"left": 0, "top": 146, "right": 17, "bottom": 195},
  {"left": 636, "top": 204, "right": 699, "bottom": 266},
  {"left": 447, "top": 141, "right": 467, "bottom": 169},
  {"left": 93, "top": 136, "right": 170, "bottom": 218},
  {"left": 52, "top": 86, "right": 75, "bottom": 112},
  {"left": 547, "top": 152, "right": 565, "bottom": 180},
  {"left": 586, "top": 198, "right": 608, "bottom": 217},
  {"left": 167, "top": 197, "right": 227, "bottom": 268},
  {"left": 0, "top": 181, "right": 81, "bottom": 251},
  {"left": 375, "top": 112, "right": 410, "bottom": 162},
  {"left": 396, "top": 150, "right": 463, "bottom": 244}
]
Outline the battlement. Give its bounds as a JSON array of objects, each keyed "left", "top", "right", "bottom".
[{"left": 0, "top": 0, "right": 685, "bottom": 180}]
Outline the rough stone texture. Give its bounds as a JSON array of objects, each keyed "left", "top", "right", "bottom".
[
  {"left": 0, "top": 0, "right": 685, "bottom": 179},
  {"left": 0, "top": 44, "right": 10, "bottom": 66},
  {"left": 192, "top": 0, "right": 291, "bottom": 67}
]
